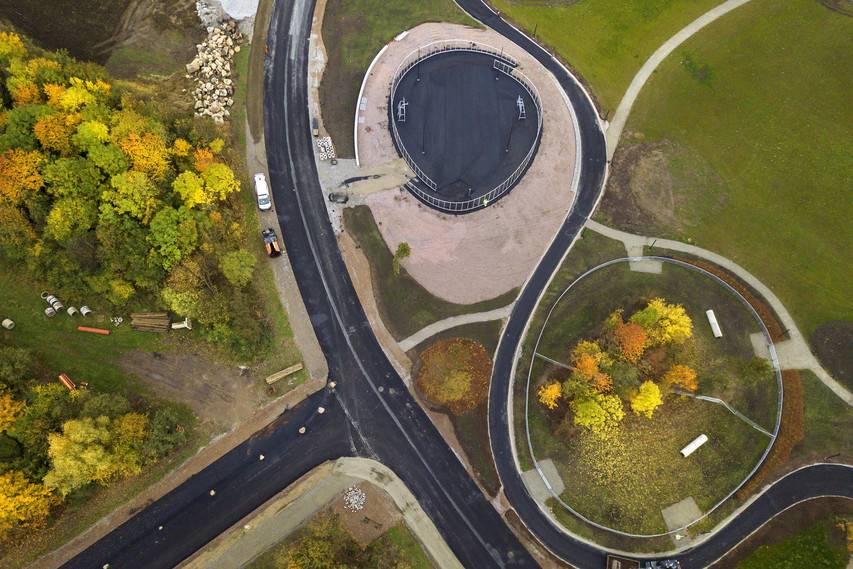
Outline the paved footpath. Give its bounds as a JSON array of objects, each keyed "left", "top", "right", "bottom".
[
  {"left": 605, "top": 0, "right": 755, "bottom": 159},
  {"left": 398, "top": 304, "right": 515, "bottom": 352},
  {"left": 586, "top": 219, "right": 853, "bottom": 406}
]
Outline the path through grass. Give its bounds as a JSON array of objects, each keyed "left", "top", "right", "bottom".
[
  {"left": 620, "top": 0, "right": 853, "bottom": 339},
  {"left": 490, "top": 0, "right": 723, "bottom": 111}
]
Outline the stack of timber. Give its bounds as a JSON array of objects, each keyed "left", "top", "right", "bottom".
[{"left": 131, "top": 312, "right": 171, "bottom": 333}]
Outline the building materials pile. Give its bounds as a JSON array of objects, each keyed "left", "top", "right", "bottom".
[
  {"left": 186, "top": 21, "right": 243, "bottom": 123},
  {"left": 131, "top": 313, "right": 172, "bottom": 333}
]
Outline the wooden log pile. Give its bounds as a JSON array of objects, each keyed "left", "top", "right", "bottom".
[{"left": 131, "top": 312, "right": 171, "bottom": 333}]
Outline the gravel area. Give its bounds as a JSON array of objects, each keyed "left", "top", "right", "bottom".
[{"left": 357, "top": 23, "right": 578, "bottom": 304}]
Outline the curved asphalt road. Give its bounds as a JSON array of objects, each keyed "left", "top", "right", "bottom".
[{"left": 56, "top": 0, "right": 852, "bottom": 568}]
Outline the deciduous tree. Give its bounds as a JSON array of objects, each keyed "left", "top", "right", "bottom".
[
  {"left": 220, "top": 250, "right": 256, "bottom": 287},
  {"left": 0, "top": 395, "right": 25, "bottom": 432},
  {"left": 102, "top": 171, "right": 159, "bottom": 223},
  {"left": 662, "top": 364, "right": 698, "bottom": 392},
  {"left": 0, "top": 470, "right": 57, "bottom": 538},
  {"left": 201, "top": 163, "right": 239, "bottom": 202},
  {"left": 120, "top": 132, "right": 170, "bottom": 180},
  {"left": 538, "top": 381, "right": 562, "bottom": 410},
  {"left": 573, "top": 393, "right": 624, "bottom": 434},
  {"left": 613, "top": 321, "right": 647, "bottom": 363},
  {"left": 33, "top": 112, "right": 81, "bottom": 155},
  {"left": 630, "top": 381, "right": 663, "bottom": 419},
  {"left": 147, "top": 205, "right": 198, "bottom": 270},
  {"left": 392, "top": 241, "right": 410, "bottom": 275},
  {"left": 0, "top": 148, "right": 43, "bottom": 204},
  {"left": 629, "top": 298, "right": 693, "bottom": 347}
]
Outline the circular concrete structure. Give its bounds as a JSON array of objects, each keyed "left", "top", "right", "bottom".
[{"left": 390, "top": 46, "right": 542, "bottom": 213}]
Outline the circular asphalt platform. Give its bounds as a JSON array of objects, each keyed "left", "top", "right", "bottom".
[{"left": 390, "top": 50, "right": 541, "bottom": 209}]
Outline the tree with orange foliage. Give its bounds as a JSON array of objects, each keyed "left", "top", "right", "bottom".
[
  {"left": 569, "top": 341, "right": 612, "bottom": 393},
  {"left": 120, "top": 132, "right": 170, "bottom": 180},
  {"left": 662, "top": 364, "right": 698, "bottom": 392},
  {"left": 613, "top": 321, "right": 647, "bottom": 363},
  {"left": 0, "top": 148, "right": 44, "bottom": 204},
  {"left": 192, "top": 147, "right": 214, "bottom": 173},
  {"left": 9, "top": 81, "right": 41, "bottom": 106},
  {"left": 34, "top": 112, "right": 82, "bottom": 156}
]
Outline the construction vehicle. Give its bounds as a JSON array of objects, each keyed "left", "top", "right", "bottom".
[{"left": 262, "top": 228, "right": 282, "bottom": 257}]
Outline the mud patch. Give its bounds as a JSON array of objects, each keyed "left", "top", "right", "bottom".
[
  {"left": 812, "top": 321, "right": 853, "bottom": 391},
  {"left": 120, "top": 351, "right": 266, "bottom": 432},
  {"left": 597, "top": 140, "right": 727, "bottom": 237},
  {"left": 331, "top": 481, "right": 401, "bottom": 546}
]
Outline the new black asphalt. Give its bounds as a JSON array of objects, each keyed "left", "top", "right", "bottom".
[{"left": 56, "top": 0, "right": 853, "bottom": 568}]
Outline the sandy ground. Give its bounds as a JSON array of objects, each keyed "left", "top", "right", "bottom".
[
  {"left": 355, "top": 23, "right": 578, "bottom": 304},
  {"left": 332, "top": 480, "right": 402, "bottom": 546},
  {"left": 120, "top": 351, "right": 266, "bottom": 433}
]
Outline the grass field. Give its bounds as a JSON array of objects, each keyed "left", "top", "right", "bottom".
[
  {"left": 794, "top": 370, "right": 853, "bottom": 460},
  {"left": 734, "top": 519, "right": 849, "bottom": 569},
  {"left": 490, "top": 0, "right": 723, "bottom": 112},
  {"left": 616, "top": 0, "right": 853, "bottom": 340},
  {"left": 319, "top": 0, "right": 476, "bottom": 157},
  {"left": 343, "top": 206, "right": 518, "bottom": 339}
]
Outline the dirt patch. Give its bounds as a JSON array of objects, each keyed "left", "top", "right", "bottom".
[
  {"left": 597, "top": 139, "right": 727, "bottom": 237},
  {"left": 817, "top": 0, "right": 853, "bottom": 17},
  {"left": 331, "top": 481, "right": 402, "bottom": 546},
  {"left": 710, "top": 497, "right": 853, "bottom": 568},
  {"left": 120, "top": 351, "right": 266, "bottom": 432},
  {"left": 812, "top": 321, "right": 853, "bottom": 391}
]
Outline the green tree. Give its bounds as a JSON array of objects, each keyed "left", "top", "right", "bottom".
[
  {"left": 630, "top": 381, "right": 663, "bottom": 419},
  {"left": 200, "top": 163, "right": 240, "bottom": 202},
  {"left": 573, "top": 393, "right": 624, "bottom": 434},
  {"left": 81, "top": 393, "right": 131, "bottom": 419},
  {"left": 0, "top": 104, "right": 52, "bottom": 150},
  {"left": 42, "top": 156, "right": 104, "bottom": 200},
  {"left": 0, "top": 347, "right": 33, "bottom": 393},
  {"left": 392, "top": 241, "right": 411, "bottom": 276},
  {"left": 71, "top": 120, "right": 110, "bottom": 151},
  {"left": 87, "top": 143, "right": 129, "bottom": 177},
  {"left": 101, "top": 171, "right": 159, "bottom": 223},
  {"left": 219, "top": 250, "right": 256, "bottom": 287},
  {"left": 144, "top": 407, "right": 186, "bottom": 459},
  {"left": 172, "top": 170, "right": 206, "bottom": 208},
  {"left": 147, "top": 205, "right": 198, "bottom": 270}
]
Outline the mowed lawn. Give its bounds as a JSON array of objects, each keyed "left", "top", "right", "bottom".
[
  {"left": 624, "top": 0, "right": 853, "bottom": 338},
  {"left": 320, "top": 0, "right": 476, "bottom": 157},
  {"left": 490, "top": 0, "right": 723, "bottom": 111}
]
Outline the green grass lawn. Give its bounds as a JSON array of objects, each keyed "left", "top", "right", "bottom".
[
  {"left": 320, "top": 0, "right": 476, "bottom": 157},
  {"left": 490, "top": 0, "right": 723, "bottom": 111},
  {"left": 618, "top": 0, "right": 853, "bottom": 339},
  {"left": 734, "top": 519, "right": 849, "bottom": 569},
  {"left": 793, "top": 370, "right": 853, "bottom": 460},
  {"left": 343, "top": 206, "right": 518, "bottom": 339}
]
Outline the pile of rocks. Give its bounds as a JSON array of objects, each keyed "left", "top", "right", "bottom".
[
  {"left": 186, "top": 21, "right": 243, "bottom": 123},
  {"left": 343, "top": 486, "right": 366, "bottom": 512}
]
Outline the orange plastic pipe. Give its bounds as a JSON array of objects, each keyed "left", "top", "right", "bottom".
[{"left": 77, "top": 326, "right": 110, "bottom": 335}]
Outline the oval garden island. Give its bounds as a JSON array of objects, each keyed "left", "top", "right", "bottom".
[{"left": 521, "top": 258, "right": 781, "bottom": 539}]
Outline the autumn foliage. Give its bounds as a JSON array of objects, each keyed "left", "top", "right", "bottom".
[
  {"left": 417, "top": 338, "right": 492, "bottom": 415},
  {"left": 662, "top": 364, "right": 698, "bottom": 392},
  {"left": 612, "top": 321, "right": 647, "bottom": 363},
  {"left": 538, "top": 381, "right": 562, "bottom": 409}
]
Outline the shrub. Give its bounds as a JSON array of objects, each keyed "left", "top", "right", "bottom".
[{"left": 417, "top": 338, "right": 491, "bottom": 415}]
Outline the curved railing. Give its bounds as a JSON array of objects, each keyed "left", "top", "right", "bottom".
[{"left": 388, "top": 41, "right": 543, "bottom": 213}]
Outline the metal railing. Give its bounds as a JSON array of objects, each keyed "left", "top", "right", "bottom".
[{"left": 389, "top": 41, "right": 542, "bottom": 214}]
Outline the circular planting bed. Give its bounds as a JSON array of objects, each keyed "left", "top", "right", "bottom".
[{"left": 523, "top": 259, "right": 781, "bottom": 536}]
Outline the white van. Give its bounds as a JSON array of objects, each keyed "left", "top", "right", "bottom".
[{"left": 254, "top": 173, "right": 272, "bottom": 211}]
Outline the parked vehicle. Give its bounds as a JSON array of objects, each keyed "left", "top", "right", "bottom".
[
  {"left": 312, "top": 117, "right": 319, "bottom": 137},
  {"left": 254, "top": 173, "right": 272, "bottom": 211},
  {"left": 328, "top": 191, "right": 349, "bottom": 204},
  {"left": 606, "top": 556, "right": 681, "bottom": 569},
  {"left": 262, "top": 228, "right": 281, "bottom": 256}
]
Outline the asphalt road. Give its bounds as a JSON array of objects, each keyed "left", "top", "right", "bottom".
[{"left": 56, "top": 0, "right": 853, "bottom": 568}]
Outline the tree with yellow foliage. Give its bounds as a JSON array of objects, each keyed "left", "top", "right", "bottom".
[
  {"left": 34, "top": 112, "right": 82, "bottom": 156},
  {"left": 120, "top": 132, "right": 170, "bottom": 180},
  {"left": 662, "top": 364, "right": 698, "bottom": 392},
  {"left": 629, "top": 297, "right": 693, "bottom": 347},
  {"left": 573, "top": 393, "right": 624, "bottom": 434},
  {"left": 0, "top": 471, "right": 57, "bottom": 538},
  {"left": 630, "top": 381, "right": 663, "bottom": 419},
  {"left": 0, "top": 394, "right": 25, "bottom": 432},
  {"left": 538, "top": 381, "right": 562, "bottom": 409},
  {"left": 569, "top": 340, "right": 612, "bottom": 393}
]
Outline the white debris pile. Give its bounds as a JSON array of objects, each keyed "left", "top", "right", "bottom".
[
  {"left": 186, "top": 21, "right": 243, "bottom": 123},
  {"left": 343, "top": 486, "right": 366, "bottom": 512},
  {"left": 317, "top": 137, "right": 336, "bottom": 161}
]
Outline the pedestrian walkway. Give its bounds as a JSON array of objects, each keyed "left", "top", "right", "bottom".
[
  {"left": 398, "top": 304, "right": 514, "bottom": 352},
  {"left": 585, "top": 219, "right": 853, "bottom": 406},
  {"left": 605, "top": 0, "right": 755, "bottom": 159}
]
